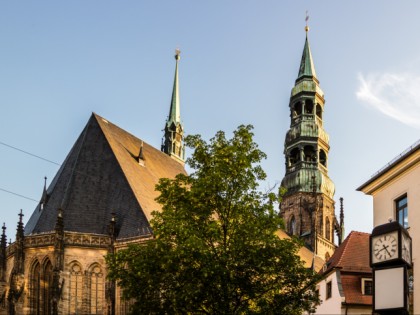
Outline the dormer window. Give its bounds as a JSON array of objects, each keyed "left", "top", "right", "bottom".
[{"left": 362, "top": 278, "right": 373, "bottom": 295}]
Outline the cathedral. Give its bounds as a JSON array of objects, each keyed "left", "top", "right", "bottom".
[
  {"left": 279, "top": 26, "right": 344, "bottom": 261},
  {"left": 0, "top": 28, "right": 343, "bottom": 314},
  {"left": 0, "top": 51, "right": 186, "bottom": 314}
]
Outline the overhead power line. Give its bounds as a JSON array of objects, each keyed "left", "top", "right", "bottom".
[
  {"left": 0, "top": 187, "right": 38, "bottom": 203},
  {"left": 0, "top": 141, "right": 61, "bottom": 166}
]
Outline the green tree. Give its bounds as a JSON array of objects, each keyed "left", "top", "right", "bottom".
[{"left": 106, "top": 125, "right": 319, "bottom": 314}]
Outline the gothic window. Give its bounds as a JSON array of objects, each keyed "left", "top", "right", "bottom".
[
  {"left": 30, "top": 261, "right": 41, "bottom": 315},
  {"left": 305, "top": 99, "right": 314, "bottom": 114},
  {"left": 316, "top": 104, "right": 322, "bottom": 119},
  {"left": 89, "top": 264, "right": 104, "bottom": 314},
  {"left": 325, "top": 217, "right": 331, "bottom": 241},
  {"left": 319, "top": 215, "right": 323, "bottom": 237},
  {"left": 325, "top": 252, "right": 330, "bottom": 261},
  {"left": 288, "top": 216, "right": 296, "bottom": 235},
  {"left": 69, "top": 262, "right": 83, "bottom": 314},
  {"left": 43, "top": 260, "right": 53, "bottom": 315},
  {"left": 304, "top": 145, "right": 316, "bottom": 162},
  {"left": 119, "top": 287, "right": 134, "bottom": 315},
  {"left": 319, "top": 150, "right": 327, "bottom": 167},
  {"left": 289, "top": 148, "right": 300, "bottom": 165}
]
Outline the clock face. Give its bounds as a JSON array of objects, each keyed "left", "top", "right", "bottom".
[
  {"left": 402, "top": 233, "right": 412, "bottom": 264},
  {"left": 373, "top": 233, "right": 398, "bottom": 262}
]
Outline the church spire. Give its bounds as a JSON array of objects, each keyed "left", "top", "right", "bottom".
[
  {"left": 168, "top": 49, "right": 181, "bottom": 126},
  {"left": 280, "top": 24, "right": 336, "bottom": 258},
  {"left": 162, "top": 49, "right": 185, "bottom": 163},
  {"left": 297, "top": 23, "right": 317, "bottom": 83}
]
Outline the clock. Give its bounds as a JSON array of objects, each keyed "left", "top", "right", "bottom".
[
  {"left": 401, "top": 230, "right": 412, "bottom": 266},
  {"left": 372, "top": 231, "right": 398, "bottom": 264},
  {"left": 370, "top": 221, "right": 412, "bottom": 268}
]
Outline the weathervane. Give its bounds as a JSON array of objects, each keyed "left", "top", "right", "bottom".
[
  {"left": 305, "top": 11, "right": 310, "bottom": 32},
  {"left": 175, "top": 48, "right": 181, "bottom": 61}
]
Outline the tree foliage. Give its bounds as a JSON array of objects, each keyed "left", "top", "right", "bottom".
[{"left": 106, "top": 125, "right": 319, "bottom": 314}]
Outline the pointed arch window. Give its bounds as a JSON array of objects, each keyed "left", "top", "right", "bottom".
[
  {"left": 288, "top": 216, "right": 296, "bottom": 235},
  {"left": 43, "top": 260, "right": 53, "bottom": 315},
  {"left": 319, "top": 215, "right": 323, "bottom": 237},
  {"left": 30, "top": 259, "right": 53, "bottom": 315},
  {"left": 89, "top": 264, "right": 104, "bottom": 314},
  {"left": 325, "top": 217, "right": 331, "bottom": 241},
  {"left": 30, "top": 261, "right": 41, "bottom": 315},
  {"left": 69, "top": 262, "right": 83, "bottom": 314},
  {"left": 325, "top": 252, "right": 330, "bottom": 261}
]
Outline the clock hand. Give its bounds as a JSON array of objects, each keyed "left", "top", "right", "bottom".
[{"left": 382, "top": 245, "right": 391, "bottom": 257}]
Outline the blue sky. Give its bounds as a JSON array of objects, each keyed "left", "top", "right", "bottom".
[{"left": 0, "top": 1, "right": 419, "bottom": 241}]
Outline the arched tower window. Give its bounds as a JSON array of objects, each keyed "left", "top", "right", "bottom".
[
  {"left": 325, "top": 217, "right": 331, "bottom": 241},
  {"left": 319, "top": 215, "right": 323, "bottom": 237},
  {"left": 319, "top": 150, "right": 327, "bottom": 167},
  {"left": 316, "top": 104, "right": 323, "bottom": 119},
  {"left": 89, "top": 264, "right": 104, "bottom": 315},
  {"left": 289, "top": 148, "right": 300, "bottom": 166},
  {"left": 69, "top": 262, "right": 83, "bottom": 314},
  {"left": 293, "top": 102, "right": 302, "bottom": 117},
  {"left": 288, "top": 216, "right": 296, "bottom": 235},
  {"left": 325, "top": 252, "right": 331, "bottom": 261},
  {"left": 304, "top": 145, "right": 316, "bottom": 162},
  {"left": 305, "top": 99, "right": 314, "bottom": 114}
]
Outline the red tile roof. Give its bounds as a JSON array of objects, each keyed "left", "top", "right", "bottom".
[
  {"left": 325, "top": 231, "right": 371, "bottom": 273},
  {"left": 341, "top": 274, "right": 372, "bottom": 305},
  {"left": 323, "top": 231, "right": 372, "bottom": 306}
]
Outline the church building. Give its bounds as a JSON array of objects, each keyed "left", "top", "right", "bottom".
[
  {"left": 0, "top": 51, "right": 186, "bottom": 315},
  {"left": 0, "top": 27, "right": 346, "bottom": 314},
  {"left": 279, "top": 26, "right": 344, "bottom": 261}
]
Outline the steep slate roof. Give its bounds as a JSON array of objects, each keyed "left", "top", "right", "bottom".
[
  {"left": 25, "top": 113, "right": 186, "bottom": 239},
  {"left": 323, "top": 231, "right": 372, "bottom": 306}
]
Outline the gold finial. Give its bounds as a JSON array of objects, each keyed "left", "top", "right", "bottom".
[
  {"left": 305, "top": 11, "right": 310, "bottom": 32},
  {"left": 175, "top": 48, "right": 181, "bottom": 61}
]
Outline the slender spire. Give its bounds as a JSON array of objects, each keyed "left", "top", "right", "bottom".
[
  {"left": 162, "top": 49, "right": 185, "bottom": 163},
  {"left": 14, "top": 210, "right": 25, "bottom": 274},
  {"left": 339, "top": 197, "right": 345, "bottom": 241},
  {"left": 0, "top": 223, "right": 7, "bottom": 281},
  {"left": 40, "top": 176, "right": 48, "bottom": 211},
  {"left": 167, "top": 49, "right": 181, "bottom": 126},
  {"left": 297, "top": 18, "right": 317, "bottom": 83}
]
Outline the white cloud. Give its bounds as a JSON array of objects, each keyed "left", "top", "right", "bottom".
[{"left": 356, "top": 72, "right": 420, "bottom": 129}]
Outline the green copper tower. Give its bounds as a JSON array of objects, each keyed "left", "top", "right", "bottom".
[
  {"left": 280, "top": 26, "right": 336, "bottom": 260},
  {"left": 162, "top": 49, "right": 185, "bottom": 164}
]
